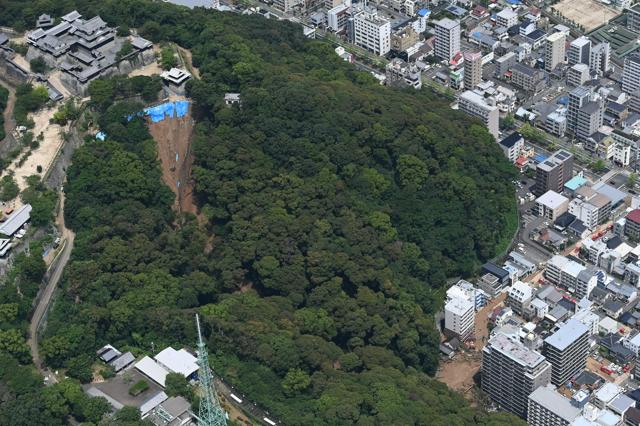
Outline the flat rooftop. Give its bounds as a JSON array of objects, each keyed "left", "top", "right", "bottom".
[
  {"left": 537, "top": 190, "right": 568, "bottom": 209},
  {"left": 529, "top": 385, "right": 580, "bottom": 422},
  {"left": 545, "top": 318, "right": 588, "bottom": 351},
  {"left": 487, "top": 332, "right": 547, "bottom": 368}
]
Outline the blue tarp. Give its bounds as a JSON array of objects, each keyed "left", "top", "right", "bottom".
[
  {"left": 175, "top": 101, "right": 189, "bottom": 118},
  {"left": 534, "top": 154, "right": 548, "bottom": 163},
  {"left": 95, "top": 131, "right": 106, "bottom": 141},
  {"left": 557, "top": 96, "right": 569, "bottom": 105},
  {"left": 505, "top": 0, "right": 521, "bottom": 4},
  {"left": 125, "top": 101, "right": 191, "bottom": 123}
]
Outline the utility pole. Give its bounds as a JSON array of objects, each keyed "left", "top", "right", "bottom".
[{"left": 194, "top": 314, "right": 227, "bottom": 426}]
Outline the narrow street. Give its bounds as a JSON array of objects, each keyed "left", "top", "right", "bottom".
[{"left": 27, "top": 190, "right": 75, "bottom": 378}]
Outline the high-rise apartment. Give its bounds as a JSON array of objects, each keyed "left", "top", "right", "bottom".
[
  {"left": 567, "top": 86, "right": 604, "bottom": 140},
  {"left": 543, "top": 319, "right": 590, "bottom": 386},
  {"left": 590, "top": 42, "right": 611, "bottom": 76},
  {"left": 528, "top": 384, "right": 581, "bottom": 426},
  {"left": 534, "top": 150, "right": 574, "bottom": 196},
  {"left": 458, "top": 90, "right": 499, "bottom": 139},
  {"left": 434, "top": 18, "right": 460, "bottom": 61},
  {"left": 623, "top": 53, "right": 640, "bottom": 94},
  {"left": 545, "top": 32, "right": 566, "bottom": 72},
  {"left": 568, "top": 36, "right": 591, "bottom": 66},
  {"left": 463, "top": 50, "right": 483, "bottom": 89},
  {"left": 444, "top": 297, "right": 475, "bottom": 340},
  {"left": 482, "top": 332, "right": 552, "bottom": 419}
]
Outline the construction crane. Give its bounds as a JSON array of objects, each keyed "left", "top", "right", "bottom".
[{"left": 193, "top": 314, "right": 228, "bottom": 426}]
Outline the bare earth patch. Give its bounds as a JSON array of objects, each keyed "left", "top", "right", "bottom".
[{"left": 552, "top": 0, "right": 620, "bottom": 31}]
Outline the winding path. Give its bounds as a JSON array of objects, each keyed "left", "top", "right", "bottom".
[{"left": 28, "top": 191, "right": 75, "bottom": 375}]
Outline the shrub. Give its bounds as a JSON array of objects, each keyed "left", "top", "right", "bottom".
[{"left": 128, "top": 380, "right": 149, "bottom": 396}]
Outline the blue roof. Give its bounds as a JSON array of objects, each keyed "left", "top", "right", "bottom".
[
  {"left": 506, "top": 0, "right": 521, "bottom": 4},
  {"left": 558, "top": 96, "right": 569, "bottom": 105},
  {"left": 417, "top": 8, "right": 431, "bottom": 16},
  {"left": 446, "top": 5, "right": 466, "bottom": 16},
  {"left": 534, "top": 153, "right": 548, "bottom": 163},
  {"left": 564, "top": 175, "right": 587, "bottom": 191}
]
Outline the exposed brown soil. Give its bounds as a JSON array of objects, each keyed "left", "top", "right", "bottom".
[
  {"left": 436, "top": 356, "right": 481, "bottom": 401},
  {"left": 146, "top": 102, "right": 197, "bottom": 215}
]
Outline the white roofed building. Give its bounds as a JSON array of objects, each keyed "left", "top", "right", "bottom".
[{"left": 154, "top": 347, "right": 199, "bottom": 379}]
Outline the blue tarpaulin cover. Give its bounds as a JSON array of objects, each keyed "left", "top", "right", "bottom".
[
  {"left": 126, "top": 101, "right": 190, "bottom": 123},
  {"left": 95, "top": 131, "right": 106, "bottom": 141}
]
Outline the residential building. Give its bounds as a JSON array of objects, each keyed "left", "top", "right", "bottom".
[
  {"left": 498, "top": 132, "right": 524, "bottom": 162},
  {"left": 623, "top": 53, "right": 640, "bottom": 94},
  {"left": 528, "top": 384, "right": 581, "bottom": 426},
  {"left": 434, "top": 18, "right": 460, "bottom": 61},
  {"left": 444, "top": 297, "right": 475, "bottom": 339},
  {"left": 352, "top": 6, "right": 391, "bottom": 56},
  {"left": 391, "top": 25, "right": 418, "bottom": 52},
  {"left": 510, "top": 63, "right": 545, "bottom": 93},
  {"left": 611, "top": 129, "right": 640, "bottom": 162},
  {"left": 495, "top": 52, "right": 517, "bottom": 78},
  {"left": 613, "top": 142, "right": 632, "bottom": 166},
  {"left": 625, "top": 209, "right": 640, "bottom": 241},
  {"left": 590, "top": 42, "right": 611, "bottom": 76},
  {"left": 568, "top": 36, "right": 591, "bottom": 66},
  {"left": 479, "top": 273, "right": 502, "bottom": 298},
  {"left": 327, "top": 3, "right": 351, "bottom": 33},
  {"left": 543, "top": 319, "right": 590, "bottom": 385},
  {"left": 567, "top": 86, "right": 604, "bottom": 140},
  {"left": 546, "top": 109, "right": 567, "bottom": 137},
  {"left": 567, "top": 63, "right": 590, "bottom": 86},
  {"left": 463, "top": 50, "right": 483, "bottom": 89},
  {"left": 482, "top": 332, "right": 552, "bottom": 419},
  {"left": 545, "top": 32, "right": 566, "bottom": 72},
  {"left": 545, "top": 255, "right": 593, "bottom": 297},
  {"left": 627, "top": 4, "right": 640, "bottom": 32},
  {"left": 534, "top": 150, "right": 574, "bottom": 196},
  {"left": 506, "top": 280, "right": 533, "bottom": 316},
  {"left": 496, "top": 8, "right": 518, "bottom": 28},
  {"left": 385, "top": 58, "right": 422, "bottom": 89},
  {"left": 458, "top": 90, "right": 499, "bottom": 139},
  {"left": 568, "top": 187, "right": 612, "bottom": 229},
  {"left": 273, "top": 0, "right": 302, "bottom": 12},
  {"left": 536, "top": 190, "right": 569, "bottom": 221}
]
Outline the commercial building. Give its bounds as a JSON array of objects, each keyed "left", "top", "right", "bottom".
[
  {"left": 434, "top": 18, "right": 460, "bottom": 61},
  {"left": 352, "top": 6, "right": 391, "bottom": 56},
  {"left": 545, "top": 32, "right": 566, "bottom": 72},
  {"left": 510, "top": 63, "right": 545, "bottom": 93},
  {"left": 498, "top": 132, "right": 524, "bottom": 162},
  {"left": 528, "top": 384, "right": 581, "bottom": 426},
  {"left": 567, "top": 63, "right": 590, "bottom": 87},
  {"left": 568, "top": 36, "right": 591, "bottom": 66},
  {"left": 482, "top": 332, "right": 552, "bottom": 419},
  {"left": 543, "top": 319, "right": 590, "bottom": 385},
  {"left": 458, "top": 90, "right": 499, "bottom": 139},
  {"left": 444, "top": 297, "right": 475, "bottom": 339},
  {"left": 463, "top": 50, "right": 483, "bottom": 89},
  {"left": 496, "top": 8, "right": 518, "bottom": 28},
  {"left": 623, "top": 53, "right": 640, "bottom": 94},
  {"left": 567, "top": 86, "right": 604, "bottom": 140},
  {"left": 568, "top": 187, "right": 611, "bottom": 229},
  {"left": 534, "top": 150, "right": 574, "bottom": 196}
]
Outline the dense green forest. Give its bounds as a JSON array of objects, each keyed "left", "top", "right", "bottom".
[{"left": 0, "top": 1, "right": 521, "bottom": 425}]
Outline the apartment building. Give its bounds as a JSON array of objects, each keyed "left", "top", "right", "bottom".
[
  {"left": 534, "top": 150, "right": 574, "bottom": 196},
  {"left": 327, "top": 3, "right": 351, "bottom": 33},
  {"left": 623, "top": 53, "right": 640, "bottom": 94},
  {"left": 273, "top": 0, "right": 302, "bottom": 12},
  {"left": 545, "top": 255, "right": 597, "bottom": 299},
  {"left": 590, "top": 42, "right": 611, "bottom": 76},
  {"left": 546, "top": 109, "right": 567, "bottom": 137},
  {"left": 567, "top": 86, "right": 604, "bottom": 140},
  {"left": 463, "top": 50, "right": 483, "bottom": 89},
  {"left": 627, "top": 4, "right": 640, "bottom": 32},
  {"left": 528, "top": 384, "right": 581, "bottom": 426},
  {"left": 625, "top": 209, "right": 640, "bottom": 241},
  {"left": 458, "top": 90, "right": 499, "bottom": 139},
  {"left": 568, "top": 186, "right": 611, "bottom": 229},
  {"left": 567, "top": 63, "right": 590, "bottom": 86},
  {"left": 496, "top": 8, "right": 518, "bottom": 28},
  {"left": 545, "top": 32, "right": 566, "bottom": 72},
  {"left": 434, "top": 18, "right": 460, "bottom": 61},
  {"left": 482, "top": 332, "right": 552, "bottom": 419},
  {"left": 498, "top": 132, "right": 524, "bottom": 163},
  {"left": 536, "top": 190, "right": 569, "bottom": 221},
  {"left": 506, "top": 280, "right": 533, "bottom": 316},
  {"left": 444, "top": 297, "right": 475, "bottom": 339},
  {"left": 352, "top": 6, "right": 391, "bottom": 56},
  {"left": 543, "top": 319, "right": 590, "bottom": 385},
  {"left": 510, "top": 63, "right": 545, "bottom": 93},
  {"left": 568, "top": 36, "right": 591, "bottom": 66}
]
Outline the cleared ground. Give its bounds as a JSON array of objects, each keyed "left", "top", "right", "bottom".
[
  {"left": 436, "top": 356, "right": 481, "bottom": 400},
  {"left": 146, "top": 102, "right": 197, "bottom": 215},
  {"left": 552, "top": 0, "right": 620, "bottom": 31}
]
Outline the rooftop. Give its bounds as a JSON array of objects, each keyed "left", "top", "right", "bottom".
[
  {"left": 537, "top": 190, "right": 568, "bottom": 209},
  {"left": 0, "top": 204, "right": 32, "bottom": 237},
  {"left": 499, "top": 132, "right": 523, "bottom": 149},
  {"left": 487, "top": 332, "right": 547, "bottom": 368},
  {"left": 445, "top": 297, "right": 474, "bottom": 316},
  {"left": 544, "top": 319, "right": 588, "bottom": 351},
  {"left": 436, "top": 18, "right": 460, "bottom": 30},
  {"left": 565, "top": 174, "right": 588, "bottom": 191},
  {"left": 528, "top": 385, "right": 580, "bottom": 422}
]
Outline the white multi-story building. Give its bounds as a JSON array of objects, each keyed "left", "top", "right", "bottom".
[
  {"left": 545, "top": 255, "right": 597, "bottom": 298},
  {"left": 613, "top": 142, "right": 632, "bottom": 166},
  {"left": 590, "top": 42, "right": 611, "bottom": 76},
  {"left": 457, "top": 90, "right": 499, "bottom": 139},
  {"left": 568, "top": 36, "right": 591, "bottom": 66},
  {"left": 528, "top": 384, "right": 581, "bottom": 426},
  {"left": 536, "top": 190, "right": 569, "bottom": 221},
  {"left": 352, "top": 6, "right": 391, "bottom": 56},
  {"left": 567, "top": 63, "right": 590, "bottom": 86},
  {"left": 545, "top": 32, "right": 566, "bottom": 72},
  {"left": 327, "top": 3, "right": 351, "bottom": 33},
  {"left": 273, "top": 0, "right": 302, "bottom": 12},
  {"left": 434, "top": 18, "right": 460, "bottom": 61},
  {"left": 507, "top": 280, "right": 533, "bottom": 316},
  {"left": 623, "top": 53, "right": 640, "bottom": 95},
  {"left": 496, "top": 8, "right": 518, "bottom": 28},
  {"left": 444, "top": 297, "right": 475, "bottom": 339}
]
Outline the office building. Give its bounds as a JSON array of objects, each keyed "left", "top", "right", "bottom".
[
  {"left": 545, "top": 32, "right": 566, "bottom": 72},
  {"left": 444, "top": 297, "right": 475, "bottom": 339},
  {"left": 498, "top": 132, "right": 524, "bottom": 162},
  {"left": 496, "top": 8, "right": 518, "bottom": 28},
  {"left": 568, "top": 36, "right": 591, "bottom": 66},
  {"left": 434, "top": 18, "right": 460, "bottom": 61},
  {"left": 567, "top": 63, "right": 590, "bottom": 86},
  {"left": 458, "top": 90, "right": 499, "bottom": 139},
  {"left": 352, "top": 6, "right": 391, "bottom": 56},
  {"left": 528, "top": 384, "right": 581, "bottom": 426},
  {"left": 482, "top": 332, "right": 552, "bottom": 419},
  {"left": 543, "top": 319, "right": 590, "bottom": 385},
  {"left": 590, "top": 42, "right": 611, "bottom": 76},
  {"left": 567, "top": 86, "right": 604, "bottom": 140},
  {"left": 534, "top": 150, "right": 574, "bottom": 196},
  {"left": 623, "top": 53, "right": 640, "bottom": 94},
  {"left": 463, "top": 50, "right": 483, "bottom": 89}
]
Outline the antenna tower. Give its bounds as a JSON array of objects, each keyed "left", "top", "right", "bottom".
[{"left": 194, "top": 314, "right": 227, "bottom": 426}]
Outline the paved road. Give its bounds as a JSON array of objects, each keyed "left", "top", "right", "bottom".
[
  {"left": 28, "top": 191, "right": 75, "bottom": 376},
  {"left": 215, "top": 377, "right": 279, "bottom": 425}
]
